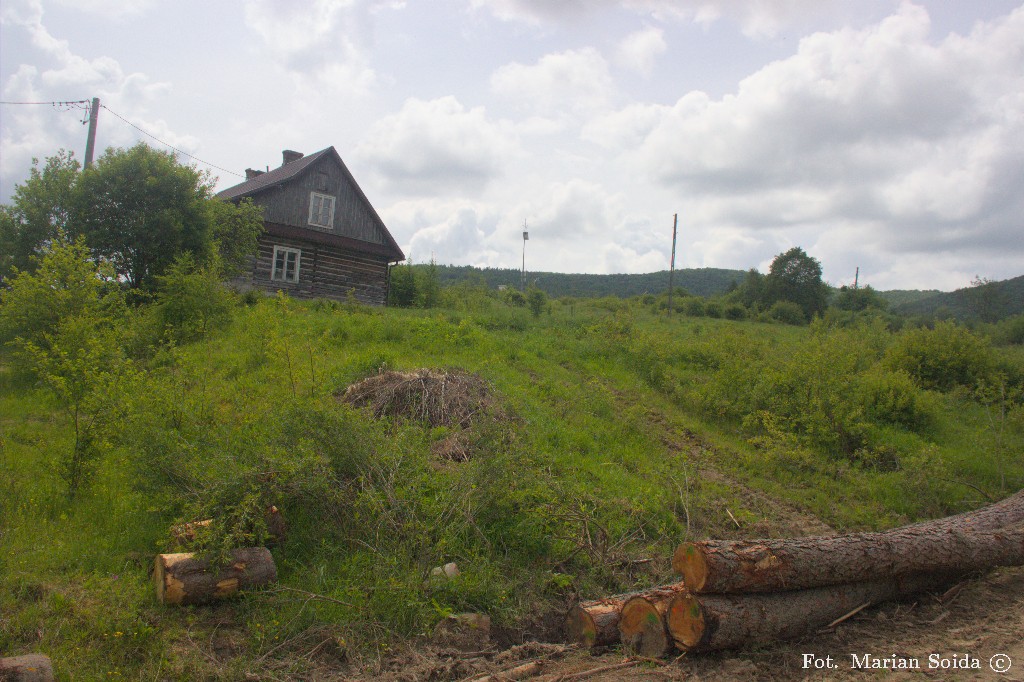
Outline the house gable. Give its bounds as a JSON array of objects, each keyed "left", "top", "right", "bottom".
[
  {"left": 216, "top": 147, "right": 404, "bottom": 306},
  {"left": 216, "top": 147, "right": 404, "bottom": 263}
]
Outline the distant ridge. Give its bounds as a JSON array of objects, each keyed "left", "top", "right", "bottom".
[
  {"left": 891, "top": 274, "right": 1024, "bottom": 321},
  {"left": 426, "top": 264, "right": 746, "bottom": 299}
]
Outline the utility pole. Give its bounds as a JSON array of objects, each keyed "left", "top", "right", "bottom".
[
  {"left": 853, "top": 266, "right": 859, "bottom": 290},
  {"left": 667, "top": 213, "right": 678, "bottom": 316},
  {"left": 521, "top": 221, "right": 529, "bottom": 291},
  {"left": 83, "top": 97, "right": 100, "bottom": 168}
]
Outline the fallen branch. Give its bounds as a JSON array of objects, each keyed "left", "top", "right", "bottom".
[{"left": 553, "top": 659, "right": 641, "bottom": 681}]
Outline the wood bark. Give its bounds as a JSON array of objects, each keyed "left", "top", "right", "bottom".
[
  {"left": 617, "top": 582, "right": 687, "bottom": 657},
  {"left": 564, "top": 595, "right": 628, "bottom": 648},
  {"left": 153, "top": 547, "right": 277, "bottom": 606},
  {"left": 0, "top": 655, "right": 54, "bottom": 682},
  {"left": 666, "top": 572, "right": 952, "bottom": 653},
  {"left": 674, "top": 522, "right": 1024, "bottom": 594}
]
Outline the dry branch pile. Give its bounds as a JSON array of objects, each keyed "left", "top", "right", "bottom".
[
  {"left": 565, "top": 489, "right": 1024, "bottom": 656},
  {"left": 339, "top": 368, "right": 509, "bottom": 461},
  {"left": 340, "top": 368, "right": 499, "bottom": 427}
]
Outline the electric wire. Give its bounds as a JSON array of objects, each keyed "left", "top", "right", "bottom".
[
  {"left": 100, "top": 105, "right": 243, "bottom": 178},
  {"left": 1, "top": 99, "right": 244, "bottom": 179}
]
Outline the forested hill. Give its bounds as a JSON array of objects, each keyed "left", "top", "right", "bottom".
[
  {"left": 891, "top": 274, "right": 1024, "bottom": 321},
  {"left": 428, "top": 264, "right": 746, "bottom": 298}
]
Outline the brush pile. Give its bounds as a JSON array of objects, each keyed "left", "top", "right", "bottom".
[
  {"left": 566, "top": 489, "right": 1024, "bottom": 655},
  {"left": 340, "top": 368, "right": 508, "bottom": 461}
]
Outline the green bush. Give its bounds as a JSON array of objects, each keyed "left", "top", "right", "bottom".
[
  {"left": 857, "top": 367, "right": 934, "bottom": 432},
  {"left": 885, "top": 321, "right": 994, "bottom": 391},
  {"left": 704, "top": 301, "right": 723, "bottom": 318},
  {"left": 683, "top": 298, "right": 705, "bottom": 316},
  {"left": 770, "top": 301, "right": 806, "bottom": 325},
  {"left": 724, "top": 303, "right": 747, "bottom": 320},
  {"left": 152, "top": 254, "right": 235, "bottom": 343}
]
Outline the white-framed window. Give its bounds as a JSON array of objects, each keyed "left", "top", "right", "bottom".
[
  {"left": 271, "top": 246, "right": 301, "bottom": 283},
  {"left": 308, "top": 192, "right": 335, "bottom": 228}
]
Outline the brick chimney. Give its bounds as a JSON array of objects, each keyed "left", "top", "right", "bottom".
[
  {"left": 245, "top": 168, "right": 265, "bottom": 180},
  {"left": 282, "top": 150, "right": 304, "bottom": 166}
]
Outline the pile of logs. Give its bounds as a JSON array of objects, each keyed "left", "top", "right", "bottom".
[
  {"left": 153, "top": 507, "right": 284, "bottom": 606},
  {"left": 566, "top": 489, "right": 1024, "bottom": 655}
]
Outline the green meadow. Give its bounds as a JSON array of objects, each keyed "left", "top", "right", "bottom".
[{"left": 2, "top": 270, "right": 1023, "bottom": 678}]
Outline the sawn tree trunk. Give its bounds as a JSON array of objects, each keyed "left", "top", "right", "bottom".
[
  {"left": 666, "top": 572, "right": 953, "bottom": 653},
  {"left": 674, "top": 523, "right": 1024, "bottom": 594},
  {"left": 154, "top": 547, "right": 277, "bottom": 606}
]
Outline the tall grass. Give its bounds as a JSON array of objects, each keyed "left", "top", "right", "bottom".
[{"left": 1, "top": 289, "right": 1022, "bottom": 678}]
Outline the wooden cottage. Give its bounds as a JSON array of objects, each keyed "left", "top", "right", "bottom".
[{"left": 217, "top": 147, "right": 405, "bottom": 305}]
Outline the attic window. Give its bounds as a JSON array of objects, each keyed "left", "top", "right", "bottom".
[
  {"left": 271, "top": 246, "right": 301, "bottom": 283},
  {"left": 309, "top": 192, "right": 335, "bottom": 228}
]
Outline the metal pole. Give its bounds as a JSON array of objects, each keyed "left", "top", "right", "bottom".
[
  {"left": 84, "top": 97, "right": 100, "bottom": 168},
  {"left": 521, "top": 222, "right": 529, "bottom": 291},
  {"left": 668, "top": 213, "right": 678, "bottom": 316}
]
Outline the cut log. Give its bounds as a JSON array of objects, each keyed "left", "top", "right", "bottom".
[
  {"left": 617, "top": 582, "right": 687, "bottom": 657},
  {"left": 674, "top": 523, "right": 1024, "bottom": 595},
  {"left": 0, "top": 654, "right": 54, "bottom": 682},
  {"left": 564, "top": 595, "right": 627, "bottom": 648},
  {"left": 667, "top": 572, "right": 953, "bottom": 653},
  {"left": 154, "top": 547, "right": 277, "bottom": 606}
]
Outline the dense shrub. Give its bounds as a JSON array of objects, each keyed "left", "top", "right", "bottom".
[
  {"left": 856, "top": 367, "right": 935, "bottom": 431},
  {"left": 724, "top": 303, "right": 747, "bottom": 320},
  {"left": 770, "top": 300, "right": 806, "bottom": 325},
  {"left": 884, "top": 321, "right": 994, "bottom": 391},
  {"left": 683, "top": 297, "right": 705, "bottom": 316},
  {"left": 152, "top": 254, "right": 235, "bottom": 343},
  {"left": 704, "top": 301, "right": 723, "bottom": 318}
]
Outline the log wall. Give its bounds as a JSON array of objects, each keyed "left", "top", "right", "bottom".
[{"left": 250, "top": 233, "right": 391, "bottom": 306}]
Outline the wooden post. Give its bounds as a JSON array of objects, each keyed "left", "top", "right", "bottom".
[
  {"left": 667, "top": 214, "right": 678, "bottom": 316},
  {"left": 83, "top": 97, "right": 100, "bottom": 168}
]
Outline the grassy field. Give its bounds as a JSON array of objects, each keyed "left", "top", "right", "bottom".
[{"left": 2, "top": 291, "right": 1022, "bottom": 679}]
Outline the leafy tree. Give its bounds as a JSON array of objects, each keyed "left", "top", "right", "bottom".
[
  {"left": 389, "top": 260, "right": 417, "bottom": 307},
  {"left": 152, "top": 253, "right": 236, "bottom": 343},
  {"left": 207, "top": 198, "right": 265, "bottom": 279},
  {"left": 526, "top": 287, "right": 548, "bottom": 318},
  {"left": 1, "top": 236, "right": 132, "bottom": 498},
  {"left": 966, "top": 276, "right": 1009, "bottom": 323},
  {"left": 416, "top": 258, "right": 441, "bottom": 308},
  {"left": 73, "top": 143, "right": 214, "bottom": 290},
  {"left": 0, "top": 150, "right": 81, "bottom": 281},
  {"left": 735, "top": 268, "right": 767, "bottom": 310},
  {"left": 0, "top": 234, "right": 120, "bottom": 348},
  {"left": 765, "top": 247, "right": 828, "bottom": 321}
]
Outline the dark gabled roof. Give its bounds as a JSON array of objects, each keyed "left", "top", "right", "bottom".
[
  {"left": 216, "top": 147, "right": 334, "bottom": 200},
  {"left": 216, "top": 146, "right": 405, "bottom": 263}
]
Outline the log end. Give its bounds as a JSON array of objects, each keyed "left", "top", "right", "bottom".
[
  {"left": 672, "top": 543, "right": 708, "bottom": 592},
  {"left": 666, "top": 592, "right": 706, "bottom": 652},
  {"left": 564, "top": 605, "right": 598, "bottom": 648},
  {"left": 619, "top": 597, "right": 670, "bottom": 657}
]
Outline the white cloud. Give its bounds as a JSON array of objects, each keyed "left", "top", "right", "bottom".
[
  {"left": 490, "top": 48, "right": 615, "bottom": 117},
  {"left": 355, "top": 96, "right": 517, "bottom": 197},
  {"left": 469, "top": 0, "right": 846, "bottom": 37},
  {"left": 616, "top": 4, "right": 1024, "bottom": 274},
  {"left": 615, "top": 26, "right": 666, "bottom": 77},
  {"left": 0, "top": 0, "right": 172, "bottom": 191},
  {"left": 242, "top": 0, "right": 376, "bottom": 93}
]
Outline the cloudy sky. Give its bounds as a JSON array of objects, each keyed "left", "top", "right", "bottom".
[{"left": 2, "top": 1, "right": 1022, "bottom": 291}]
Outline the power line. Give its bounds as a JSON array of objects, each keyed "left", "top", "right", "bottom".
[
  {"left": 1, "top": 99, "right": 244, "bottom": 179},
  {"left": 101, "top": 105, "right": 243, "bottom": 178},
  {"left": 0, "top": 99, "right": 90, "bottom": 106}
]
